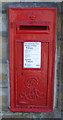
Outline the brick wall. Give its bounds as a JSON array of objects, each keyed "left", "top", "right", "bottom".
[
  {"left": 0, "top": 2, "right": 62, "bottom": 119},
  {"left": 61, "top": 2, "right": 63, "bottom": 117}
]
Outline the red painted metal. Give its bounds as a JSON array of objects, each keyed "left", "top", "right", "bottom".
[{"left": 9, "top": 8, "right": 57, "bottom": 112}]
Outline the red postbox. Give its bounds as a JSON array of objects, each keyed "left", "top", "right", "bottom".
[{"left": 9, "top": 8, "right": 57, "bottom": 112}]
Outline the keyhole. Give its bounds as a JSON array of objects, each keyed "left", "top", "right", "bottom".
[{"left": 21, "top": 73, "right": 23, "bottom": 76}]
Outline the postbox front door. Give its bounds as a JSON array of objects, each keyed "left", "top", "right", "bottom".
[{"left": 9, "top": 8, "right": 57, "bottom": 112}]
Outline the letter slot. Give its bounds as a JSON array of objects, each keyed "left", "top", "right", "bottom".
[{"left": 16, "top": 25, "right": 49, "bottom": 33}]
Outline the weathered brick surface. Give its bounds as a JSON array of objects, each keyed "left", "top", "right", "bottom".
[
  {"left": 1, "top": 0, "right": 21, "bottom": 2},
  {"left": 57, "top": 13, "right": 61, "bottom": 35},
  {"left": 0, "top": 63, "right": 7, "bottom": 84},
  {"left": 61, "top": 2, "right": 63, "bottom": 115},
  {"left": 0, "top": 63, "right": 2, "bottom": 83},
  {"left": 0, "top": 44, "right": 1, "bottom": 61},
  {"left": 0, "top": 13, "right": 2, "bottom": 33},
  {"left": 2, "top": 41, "right": 8, "bottom": 60},
  {"left": 0, "top": 35, "right": 9, "bottom": 60},
  {"left": 0, "top": 0, "right": 63, "bottom": 2},
  {"left": 0, "top": 87, "right": 8, "bottom": 111}
]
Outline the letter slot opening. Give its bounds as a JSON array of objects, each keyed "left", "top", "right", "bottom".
[
  {"left": 16, "top": 25, "right": 49, "bottom": 33},
  {"left": 19, "top": 26, "right": 49, "bottom": 30}
]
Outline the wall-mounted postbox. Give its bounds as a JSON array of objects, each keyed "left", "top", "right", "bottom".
[{"left": 9, "top": 8, "right": 57, "bottom": 112}]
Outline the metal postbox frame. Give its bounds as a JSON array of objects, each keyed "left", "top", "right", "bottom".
[{"left": 9, "top": 7, "right": 57, "bottom": 112}]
